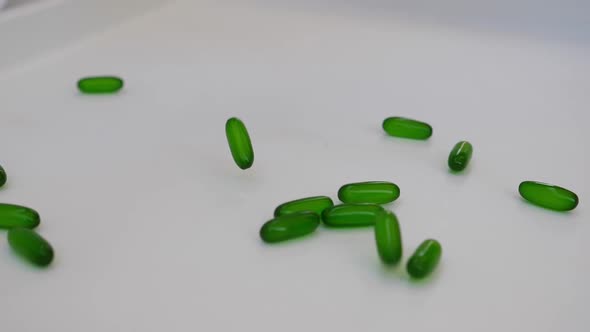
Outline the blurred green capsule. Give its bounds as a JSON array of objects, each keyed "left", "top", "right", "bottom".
[
  {"left": 8, "top": 228, "right": 54, "bottom": 267},
  {"left": 77, "top": 76, "right": 124, "bottom": 94}
]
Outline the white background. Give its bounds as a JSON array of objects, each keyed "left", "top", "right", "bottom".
[{"left": 0, "top": 0, "right": 588, "bottom": 331}]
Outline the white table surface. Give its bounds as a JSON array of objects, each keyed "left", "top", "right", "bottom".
[{"left": 0, "top": 1, "right": 588, "bottom": 331}]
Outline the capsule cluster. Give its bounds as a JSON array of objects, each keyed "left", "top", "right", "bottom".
[
  {"left": 260, "top": 182, "right": 442, "bottom": 279},
  {"left": 229, "top": 115, "right": 580, "bottom": 282},
  {"left": 0, "top": 170, "right": 54, "bottom": 267}
]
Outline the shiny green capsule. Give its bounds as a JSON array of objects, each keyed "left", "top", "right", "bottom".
[
  {"left": 225, "top": 117, "right": 254, "bottom": 170},
  {"left": 274, "top": 196, "right": 334, "bottom": 217},
  {"left": 374, "top": 210, "right": 403, "bottom": 265},
  {"left": 0, "top": 164, "right": 6, "bottom": 187},
  {"left": 338, "top": 181, "right": 400, "bottom": 204},
  {"left": 0, "top": 204, "right": 40, "bottom": 229},
  {"left": 260, "top": 212, "right": 320, "bottom": 243},
  {"left": 77, "top": 76, "right": 124, "bottom": 94},
  {"left": 382, "top": 117, "right": 433, "bottom": 140},
  {"left": 519, "top": 181, "right": 579, "bottom": 211},
  {"left": 448, "top": 141, "right": 473, "bottom": 171},
  {"left": 8, "top": 228, "right": 54, "bottom": 267},
  {"left": 407, "top": 239, "right": 442, "bottom": 279},
  {"left": 321, "top": 204, "right": 384, "bottom": 227}
]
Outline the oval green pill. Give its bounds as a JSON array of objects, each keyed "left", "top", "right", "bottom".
[
  {"left": 260, "top": 212, "right": 320, "bottom": 243},
  {"left": 448, "top": 141, "right": 473, "bottom": 171},
  {"left": 0, "top": 164, "right": 6, "bottom": 188},
  {"left": 77, "top": 76, "right": 124, "bottom": 94},
  {"left": 8, "top": 228, "right": 54, "bottom": 267},
  {"left": 338, "top": 181, "right": 400, "bottom": 204},
  {"left": 0, "top": 203, "right": 40, "bottom": 229},
  {"left": 225, "top": 117, "right": 254, "bottom": 170},
  {"left": 274, "top": 196, "right": 334, "bottom": 217},
  {"left": 407, "top": 239, "right": 442, "bottom": 279},
  {"left": 321, "top": 204, "right": 384, "bottom": 227},
  {"left": 519, "top": 181, "right": 579, "bottom": 211},
  {"left": 382, "top": 117, "right": 433, "bottom": 140},
  {"left": 374, "top": 210, "right": 403, "bottom": 265}
]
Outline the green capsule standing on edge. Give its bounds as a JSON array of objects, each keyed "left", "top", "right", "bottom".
[
  {"left": 338, "top": 181, "right": 400, "bottom": 204},
  {"left": 407, "top": 239, "right": 442, "bottom": 279},
  {"left": 260, "top": 212, "right": 320, "bottom": 243},
  {"left": 0, "top": 204, "right": 40, "bottom": 229},
  {"left": 322, "top": 204, "right": 384, "bottom": 227},
  {"left": 8, "top": 228, "right": 54, "bottom": 267},
  {"left": 225, "top": 117, "right": 254, "bottom": 170},
  {"left": 274, "top": 196, "right": 334, "bottom": 217},
  {"left": 77, "top": 76, "right": 124, "bottom": 94},
  {"left": 448, "top": 141, "right": 473, "bottom": 172},
  {"left": 0, "top": 164, "right": 6, "bottom": 187},
  {"left": 382, "top": 117, "right": 433, "bottom": 140},
  {"left": 519, "top": 181, "right": 579, "bottom": 211},
  {"left": 374, "top": 210, "right": 403, "bottom": 265}
]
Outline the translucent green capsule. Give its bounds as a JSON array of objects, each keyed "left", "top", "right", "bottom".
[
  {"left": 448, "top": 141, "right": 473, "bottom": 171},
  {"left": 77, "top": 76, "right": 124, "bottom": 94},
  {"left": 321, "top": 204, "right": 384, "bottom": 227},
  {"left": 225, "top": 117, "right": 254, "bottom": 170},
  {"left": 274, "top": 196, "right": 334, "bottom": 217},
  {"left": 407, "top": 239, "right": 442, "bottom": 279},
  {"left": 8, "top": 228, "right": 54, "bottom": 267},
  {"left": 374, "top": 210, "right": 403, "bottom": 265},
  {"left": 0, "top": 203, "right": 40, "bottom": 229},
  {"left": 0, "top": 164, "right": 6, "bottom": 187},
  {"left": 519, "top": 181, "right": 579, "bottom": 211},
  {"left": 260, "top": 212, "right": 320, "bottom": 243},
  {"left": 382, "top": 117, "right": 433, "bottom": 140},
  {"left": 338, "top": 181, "right": 400, "bottom": 204}
]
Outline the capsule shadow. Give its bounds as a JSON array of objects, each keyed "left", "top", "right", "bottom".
[
  {"left": 257, "top": 232, "right": 319, "bottom": 246},
  {"left": 406, "top": 264, "right": 443, "bottom": 287},
  {"left": 5, "top": 245, "right": 56, "bottom": 272},
  {"left": 378, "top": 261, "right": 406, "bottom": 280},
  {"left": 517, "top": 195, "right": 578, "bottom": 216},
  {"left": 382, "top": 133, "right": 434, "bottom": 146}
]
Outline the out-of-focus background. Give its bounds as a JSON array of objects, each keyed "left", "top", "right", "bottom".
[{"left": 0, "top": 1, "right": 588, "bottom": 331}]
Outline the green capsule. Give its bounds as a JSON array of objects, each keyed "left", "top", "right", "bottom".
[
  {"left": 8, "top": 228, "right": 54, "bottom": 267},
  {"left": 374, "top": 210, "right": 403, "bottom": 265},
  {"left": 448, "top": 141, "right": 473, "bottom": 171},
  {"left": 77, "top": 76, "right": 124, "bottom": 94},
  {"left": 274, "top": 196, "right": 334, "bottom": 217},
  {"left": 260, "top": 212, "right": 320, "bottom": 243},
  {"left": 407, "top": 239, "right": 442, "bottom": 279},
  {"left": 0, "top": 164, "right": 6, "bottom": 188},
  {"left": 519, "top": 181, "right": 579, "bottom": 211},
  {"left": 225, "top": 117, "right": 254, "bottom": 170},
  {"left": 0, "top": 203, "right": 40, "bottom": 229},
  {"left": 382, "top": 117, "right": 433, "bottom": 140},
  {"left": 321, "top": 204, "right": 384, "bottom": 227},
  {"left": 338, "top": 181, "right": 400, "bottom": 204}
]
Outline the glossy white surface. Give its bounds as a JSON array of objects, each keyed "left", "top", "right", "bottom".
[{"left": 0, "top": 1, "right": 588, "bottom": 331}]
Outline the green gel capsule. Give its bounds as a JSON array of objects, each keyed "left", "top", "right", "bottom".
[
  {"left": 225, "top": 117, "right": 254, "bottom": 170},
  {"left": 519, "top": 181, "right": 579, "bottom": 211},
  {"left": 0, "top": 204, "right": 40, "bottom": 229},
  {"left": 274, "top": 196, "right": 334, "bottom": 217},
  {"left": 374, "top": 210, "right": 403, "bottom": 265},
  {"left": 321, "top": 204, "right": 384, "bottom": 227},
  {"left": 0, "top": 164, "right": 6, "bottom": 187},
  {"left": 8, "top": 228, "right": 54, "bottom": 267},
  {"left": 77, "top": 76, "right": 124, "bottom": 94},
  {"left": 338, "top": 181, "right": 400, "bottom": 204},
  {"left": 448, "top": 141, "right": 473, "bottom": 171},
  {"left": 260, "top": 212, "right": 320, "bottom": 243},
  {"left": 382, "top": 117, "right": 433, "bottom": 140},
  {"left": 407, "top": 239, "right": 442, "bottom": 279}
]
